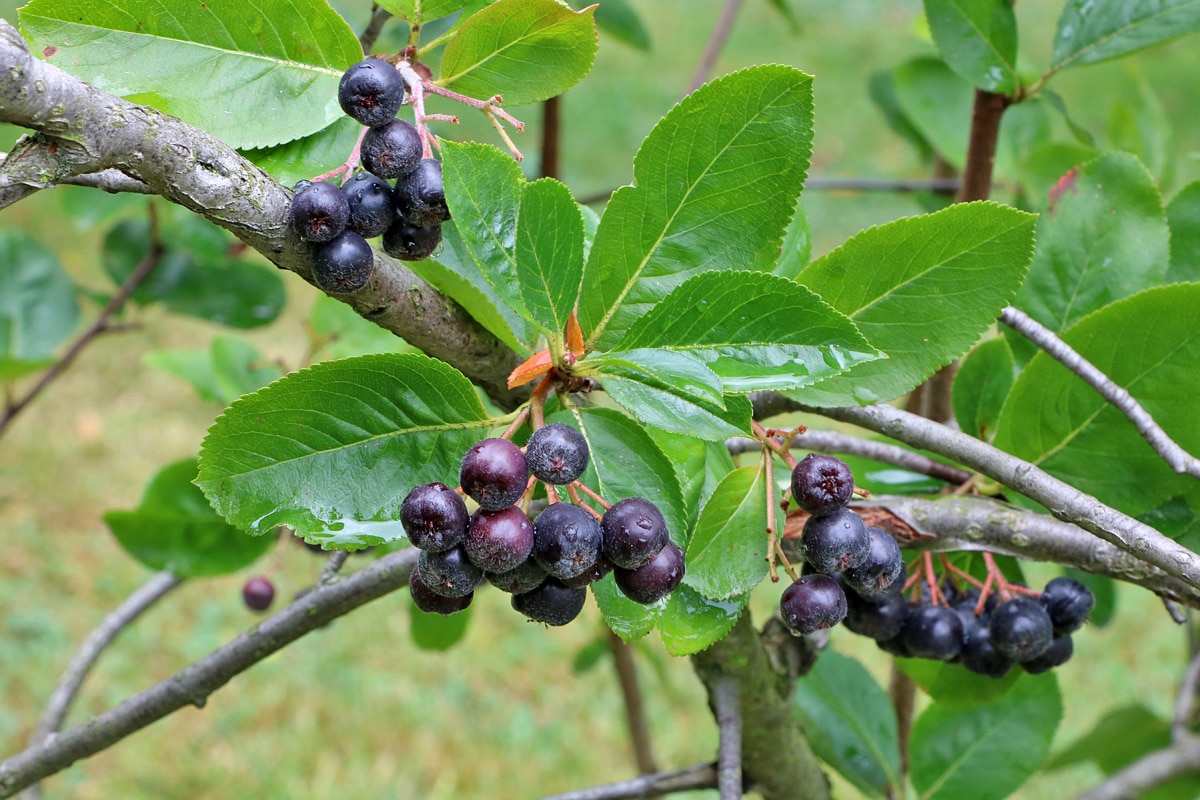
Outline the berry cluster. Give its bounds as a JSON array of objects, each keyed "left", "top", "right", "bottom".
[
  {"left": 290, "top": 58, "right": 451, "bottom": 295},
  {"left": 402, "top": 424, "right": 684, "bottom": 625}
]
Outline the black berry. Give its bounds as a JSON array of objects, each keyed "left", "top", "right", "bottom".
[
  {"left": 801, "top": 508, "right": 870, "bottom": 575},
  {"left": 395, "top": 158, "right": 450, "bottom": 226},
  {"left": 843, "top": 526, "right": 904, "bottom": 598},
  {"left": 779, "top": 574, "right": 847, "bottom": 635},
  {"left": 361, "top": 119, "right": 422, "bottom": 180},
  {"left": 525, "top": 423, "right": 590, "bottom": 485},
  {"left": 342, "top": 172, "right": 396, "bottom": 238},
  {"left": 313, "top": 230, "right": 374, "bottom": 293},
  {"left": 902, "top": 605, "right": 964, "bottom": 661},
  {"left": 242, "top": 576, "right": 275, "bottom": 612},
  {"left": 601, "top": 497, "right": 669, "bottom": 570},
  {"left": 486, "top": 558, "right": 548, "bottom": 595},
  {"left": 561, "top": 554, "right": 614, "bottom": 589},
  {"left": 791, "top": 454, "right": 855, "bottom": 515},
  {"left": 1021, "top": 633, "right": 1074, "bottom": 674},
  {"left": 338, "top": 58, "right": 405, "bottom": 128},
  {"left": 410, "top": 568, "right": 472, "bottom": 615},
  {"left": 1040, "top": 577, "right": 1094, "bottom": 635},
  {"left": 459, "top": 438, "right": 528, "bottom": 511},
  {"left": 292, "top": 181, "right": 350, "bottom": 242},
  {"left": 844, "top": 589, "right": 910, "bottom": 641},
  {"left": 613, "top": 540, "right": 685, "bottom": 605},
  {"left": 531, "top": 501, "right": 603, "bottom": 581},
  {"left": 401, "top": 482, "right": 469, "bottom": 552},
  {"left": 382, "top": 219, "right": 442, "bottom": 261},
  {"left": 417, "top": 545, "right": 482, "bottom": 598},
  {"left": 512, "top": 577, "right": 587, "bottom": 626},
  {"left": 465, "top": 505, "right": 534, "bottom": 573},
  {"left": 989, "top": 597, "right": 1054, "bottom": 662},
  {"left": 958, "top": 614, "right": 1013, "bottom": 678}
]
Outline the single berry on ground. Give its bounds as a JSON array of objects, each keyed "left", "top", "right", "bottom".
[
  {"left": 465, "top": 505, "right": 534, "bottom": 573},
  {"left": 843, "top": 526, "right": 904, "bottom": 598},
  {"left": 313, "top": 230, "right": 374, "bottom": 293},
  {"left": 801, "top": 508, "right": 870, "bottom": 575},
  {"left": 601, "top": 497, "right": 669, "bottom": 570},
  {"left": 902, "top": 605, "right": 964, "bottom": 661},
  {"left": 361, "top": 119, "right": 422, "bottom": 180},
  {"left": 417, "top": 545, "right": 482, "bottom": 598},
  {"left": 525, "top": 423, "right": 589, "bottom": 485},
  {"left": 511, "top": 577, "right": 587, "bottom": 626},
  {"left": 342, "top": 172, "right": 396, "bottom": 238},
  {"left": 382, "top": 219, "right": 441, "bottom": 261},
  {"left": 338, "top": 58, "right": 405, "bottom": 128},
  {"left": 613, "top": 540, "right": 685, "bottom": 605},
  {"left": 394, "top": 158, "right": 450, "bottom": 226},
  {"left": 989, "top": 597, "right": 1054, "bottom": 662},
  {"left": 779, "top": 574, "right": 847, "bottom": 635},
  {"left": 410, "top": 568, "right": 472, "bottom": 615},
  {"left": 459, "top": 438, "right": 528, "bottom": 511},
  {"left": 1040, "top": 576, "right": 1094, "bottom": 634},
  {"left": 531, "top": 501, "right": 603, "bottom": 581},
  {"left": 242, "top": 576, "right": 275, "bottom": 612},
  {"left": 292, "top": 181, "right": 350, "bottom": 242},
  {"left": 791, "top": 453, "right": 855, "bottom": 516}
]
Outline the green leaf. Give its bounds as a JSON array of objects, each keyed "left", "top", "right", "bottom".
[
  {"left": 793, "top": 202, "right": 1035, "bottom": 406},
  {"left": 616, "top": 271, "right": 881, "bottom": 394},
  {"left": 1167, "top": 181, "right": 1200, "bottom": 283},
  {"left": 0, "top": 357, "right": 55, "bottom": 383},
  {"left": 1041, "top": 90, "right": 1098, "bottom": 148},
  {"left": 244, "top": 118, "right": 362, "bottom": 187},
  {"left": 516, "top": 178, "right": 585, "bottom": 337},
  {"left": 682, "top": 466, "right": 769, "bottom": 600},
  {"left": 409, "top": 597, "right": 472, "bottom": 650},
  {"left": 892, "top": 57, "right": 973, "bottom": 171},
  {"left": 376, "top": 0, "right": 468, "bottom": 24},
  {"left": 574, "top": 0, "right": 651, "bottom": 50},
  {"left": 1051, "top": 0, "right": 1200, "bottom": 72},
  {"left": 794, "top": 650, "right": 901, "bottom": 798},
  {"left": 578, "top": 65, "right": 814, "bottom": 349},
  {"left": 774, "top": 199, "right": 811, "bottom": 279},
  {"left": 439, "top": 0, "right": 598, "bottom": 106},
  {"left": 19, "top": 0, "right": 363, "bottom": 149},
  {"left": 591, "top": 575, "right": 663, "bottom": 642},
  {"left": 571, "top": 636, "right": 611, "bottom": 674},
  {"left": 0, "top": 230, "right": 79, "bottom": 366},
  {"left": 197, "top": 353, "right": 495, "bottom": 547},
  {"left": 869, "top": 70, "right": 934, "bottom": 160},
  {"left": 146, "top": 336, "right": 282, "bottom": 405},
  {"left": 657, "top": 585, "right": 748, "bottom": 657},
  {"left": 910, "top": 673, "right": 1062, "bottom": 800},
  {"left": 924, "top": 0, "right": 1019, "bottom": 94},
  {"left": 646, "top": 430, "right": 735, "bottom": 532},
  {"left": 1047, "top": 704, "right": 1170, "bottom": 772},
  {"left": 897, "top": 658, "right": 1021, "bottom": 708},
  {"left": 952, "top": 336, "right": 1015, "bottom": 441},
  {"left": 994, "top": 283, "right": 1200, "bottom": 517},
  {"left": 1013, "top": 154, "right": 1168, "bottom": 342},
  {"left": 104, "top": 458, "right": 274, "bottom": 577},
  {"left": 1017, "top": 141, "right": 1097, "bottom": 210},
  {"left": 310, "top": 294, "right": 409, "bottom": 361}
]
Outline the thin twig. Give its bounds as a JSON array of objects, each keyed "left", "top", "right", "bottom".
[
  {"left": 685, "top": 0, "right": 746, "bottom": 96},
  {"left": 541, "top": 96, "right": 561, "bottom": 180},
  {"left": 0, "top": 153, "right": 153, "bottom": 195},
  {"left": 1172, "top": 650, "right": 1200, "bottom": 742},
  {"left": 606, "top": 631, "right": 658, "bottom": 776},
  {"left": 889, "top": 666, "right": 916, "bottom": 781},
  {"left": 537, "top": 763, "right": 718, "bottom": 800},
  {"left": 359, "top": 4, "right": 391, "bottom": 54},
  {"left": 319, "top": 550, "right": 351, "bottom": 585},
  {"left": 0, "top": 204, "right": 162, "bottom": 440},
  {"left": 713, "top": 676, "right": 742, "bottom": 799},
  {"left": 1001, "top": 304, "right": 1200, "bottom": 480},
  {"left": 1075, "top": 737, "right": 1200, "bottom": 800}
]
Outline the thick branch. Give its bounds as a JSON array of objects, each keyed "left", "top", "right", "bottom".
[
  {"left": 0, "top": 549, "right": 418, "bottom": 798},
  {"left": 712, "top": 676, "right": 742, "bottom": 799},
  {"left": 1001, "top": 305, "right": 1200, "bottom": 480},
  {"left": 0, "top": 20, "right": 524, "bottom": 408},
  {"left": 538, "top": 764, "right": 718, "bottom": 800},
  {"left": 957, "top": 90, "right": 1010, "bottom": 203},
  {"left": 727, "top": 431, "right": 972, "bottom": 485},
  {"left": 1075, "top": 738, "right": 1200, "bottom": 800}
]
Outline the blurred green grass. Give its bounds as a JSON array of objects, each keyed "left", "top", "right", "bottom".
[{"left": 1, "top": 1, "right": 1199, "bottom": 798}]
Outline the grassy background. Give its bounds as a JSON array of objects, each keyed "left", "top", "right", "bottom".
[{"left": 1, "top": 0, "right": 1199, "bottom": 797}]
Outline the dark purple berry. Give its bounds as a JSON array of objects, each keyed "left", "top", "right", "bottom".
[
  {"left": 844, "top": 590, "right": 910, "bottom": 641},
  {"left": 877, "top": 631, "right": 914, "bottom": 658},
  {"left": 601, "top": 497, "right": 669, "bottom": 570},
  {"left": 292, "top": 181, "right": 350, "bottom": 242},
  {"left": 512, "top": 577, "right": 587, "bottom": 626},
  {"left": 401, "top": 482, "right": 469, "bottom": 552},
  {"left": 791, "top": 454, "right": 855, "bottom": 515},
  {"left": 465, "top": 505, "right": 534, "bottom": 573},
  {"left": 1021, "top": 633, "right": 1074, "bottom": 674},
  {"left": 417, "top": 545, "right": 482, "bottom": 598},
  {"left": 989, "top": 597, "right": 1053, "bottom": 662},
  {"left": 486, "top": 558, "right": 548, "bottom": 595},
  {"left": 361, "top": 119, "right": 422, "bottom": 180},
  {"left": 338, "top": 58, "right": 405, "bottom": 128},
  {"left": 843, "top": 526, "right": 904, "bottom": 598},
  {"left": 395, "top": 158, "right": 449, "bottom": 225},
  {"left": 1040, "top": 577, "right": 1094, "bottom": 635},
  {"left": 613, "top": 540, "right": 685, "bottom": 605},
  {"left": 342, "top": 172, "right": 396, "bottom": 238},
  {"left": 242, "top": 576, "right": 275, "bottom": 612},
  {"left": 902, "top": 605, "right": 964, "bottom": 661},
  {"left": 525, "top": 423, "right": 589, "bottom": 485},
  {"left": 382, "top": 219, "right": 441, "bottom": 261},
  {"left": 313, "top": 230, "right": 374, "bottom": 293},
  {"left": 959, "top": 617, "right": 1013, "bottom": 678},
  {"left": 801, "top": 508, "right": 870, "bottom": 575},
  {"left": 459, "top": 438, "right": 528, "bottom": 511},
  {"left": 410, "top": 568, "right": 472, "bottom": 615},
  {"left": 561, "top": 554, "right": 613, "bottom": 589},
  {"left": 779, "top": 574, "right": 847, "bottom": 635},
  {"left": 531, "top": 502, "right": 603, "bottom": 581}
]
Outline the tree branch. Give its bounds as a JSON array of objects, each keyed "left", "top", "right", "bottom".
[
  {"left": 685, "top": 0, "right": 745, "bottom": 96},
  {"left": 1075, "top": 737, "right": 1200, "bottom": 800},
  {"left": 0, "top": 549, "right": 418, "bottom": 798},
  {"left": 957, "top": 90, "right": 1010, "bottom": 203},
  {"left": 606, "top": 632, "right": 659, "bottom": 776},
  {"left": 1173, "top": 650, "right": 1200, "bottom": 742},
  {"left": 538, "top": 763, "right": 718, "bottom": 800},
  {"left": 359, "top": 4, "right": 391, "bottom": 54},
  {"left": 0, "top": 20, "right": 524, "bottom": 409},
  {"left": 1001, "top": 305, "right": 1200, "bottom": 480},
  {"left": 0, "top": 153, "right": 153, "bottom": 194},
  {"left": 712, "top": 676, "right": 742, "bottom": 800}
]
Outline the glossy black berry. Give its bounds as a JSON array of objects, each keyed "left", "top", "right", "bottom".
[
  {"left": 242, "top": 576, "right": 275, "bottom": 612},
  {"left": 801, "top": 508, "right": 870, "bottom": 575},
  {"left": 486, "top": 558, "right": 548, "bottom": 595},
  {"left": 1040, "top": 577, "right": 1094, "bottom": 635},
  {"left": 525, "top": 423, "right": 589, "bottom": 485},
  {"left": 844, "top": 589, "right": 910, "bottom": 641},
  {"left": 791, "top": 454, "right": 855, "bottom": 515},
  {"left": 989, "top": 597, "right": 1054, "bottom": 662},
  {"left": 410, "top": 568, "right": 472, "bottom": 615},
  {"left": 313, "top": 230, "right": 374, "bottom": 293},
  {"left": 960, "top": 623, "right": 1013, "bottom": 679},
  {"left": 780, "top": 574, "right": 848, "bottom": 635},
  {"left": 465, "top": 505, "right": 534, "bottom": 573},
  {"left": 401, "top": 482, "right": 469, "bottom": 553},
  {"left": 417, "top": 545, "right": 482, "bottom": 598},
  {"left": 338, "top": 58, "right": 405, "bottom": 128},
  {"left": 459, "top": 438, "right": 528, "bottom": 511},
  {"left": 843, "top": 526, "right": 904, "bottom": 598},
  {"left": 601, "top": 497, "right": 670, "bottom": 570},
  {"left": 342, "top": 172, "right": 396, "bottom": 238},
  {"left": 531, "top": 502, "right": 603, "bottom": 581},
  {"left": 382, "top": 219, "right": 442, "bottom": 261},
  {"left": 361, "top": 119, "right": 422, "bottom": 180},
  {"left": 292, "top": 181, "right": 350, "bottom": 242},
  {"left": 1021, "top": 633, "right": 1074, "bottom": 674},
  {"left": 613, "top": 540, "right": 685, "bottom": 605},
  {"left": 561, "top": 554, "right": 614, "bottom": 589},
  {"left": 512, "top": 577, "right": 587, "bottom": 626},
  {"left": 902, "top": 605, "right": 964, "bottom": 661},
  {"left": 395, "top": 158, "right": 449, "bottom": 226}
]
